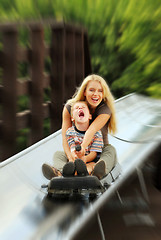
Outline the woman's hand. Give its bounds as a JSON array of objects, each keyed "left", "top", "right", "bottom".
[
  {"left": 74, "top": 150, "right": 84, "bottom": 159},
  {"left": 71, "top": 147, "right": 86, "bottom": 161}
]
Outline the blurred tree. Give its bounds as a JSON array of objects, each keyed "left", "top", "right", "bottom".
[{"left": 0, "top": 0, "right": 161, "bottom": 99}]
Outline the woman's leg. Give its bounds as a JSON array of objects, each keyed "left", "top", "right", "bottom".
[
  {"left": 100, "top": 144, "right": 118, "bottom": 174},
  {"left": 53, "top": 151, "right": 68, "bottom": 173}
]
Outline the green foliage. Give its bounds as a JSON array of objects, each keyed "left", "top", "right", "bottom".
[
  {"left": 43, "top": 118, "right": 51, "bottom": 137},
  {"left": 0, "top": 0, "right": 161, "bottom": 99},
  {"left": 18, "top": 95, "right": 29, "bottom": 112},
  {"left": 146, "top": 83, "right": 161, "bottom": 99},
  {"left": 46, "top": 0, "right": 161, "bottom": 99},
  {"left": 16, "top": 128, "right": 30, "bottom": 152}
]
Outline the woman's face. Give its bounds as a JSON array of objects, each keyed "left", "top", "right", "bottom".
[{"left": 84, "top": 80, "right": 103, "bottom": 109}]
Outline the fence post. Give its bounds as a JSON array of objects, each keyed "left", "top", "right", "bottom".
[
  {"left": 29, "top": 24, "right": 44, "bottom": 144},
  {"left": 75, "top": 29, "right": 85, "bottom": 86},
  {"left": 50, "top": 24, "right": 65, "bottom": 132},
  {"left": 1, "top": 26, "right": 18, "bottom": 161},
  {"left": 84, "top": 32, "right": 92, "bottom": 76},
  {"left": 64, "top": 25, "right": 76, "bottom": 102}
]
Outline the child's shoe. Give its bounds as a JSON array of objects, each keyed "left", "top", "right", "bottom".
[
  {"left": 62, "top": 162, "right": 75, "bottom": 177},
  {"left": 75, "top": 159, "right": 89, "bottom": 176}
]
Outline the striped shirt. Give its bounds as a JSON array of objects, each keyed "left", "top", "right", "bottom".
[{"left": 66, "top": 126, "right": 103, "bottom": 155}]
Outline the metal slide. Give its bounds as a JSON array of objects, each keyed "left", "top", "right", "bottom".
[{"left": 0, "top": 94, "right": 161, "bottom": 240}]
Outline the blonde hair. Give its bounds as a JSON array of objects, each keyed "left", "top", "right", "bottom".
[{"left": 67, "top": 74, "right": 117, "bottom": 134}]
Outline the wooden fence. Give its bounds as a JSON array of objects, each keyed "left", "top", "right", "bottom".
[{"left": 0, "top": 21, "right": 92, "bottom": 161}]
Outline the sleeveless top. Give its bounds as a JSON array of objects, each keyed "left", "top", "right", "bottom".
[{"left": 65, "top": 101, "right": 111, "bottom": 145}]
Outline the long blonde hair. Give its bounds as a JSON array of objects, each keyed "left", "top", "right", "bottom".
[{"left": 67, "top": 74, "right": 117, "bottom": 134}]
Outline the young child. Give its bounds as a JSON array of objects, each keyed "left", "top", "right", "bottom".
[{"left": 64, "top": 100, "right": 105, "bottom": 178}]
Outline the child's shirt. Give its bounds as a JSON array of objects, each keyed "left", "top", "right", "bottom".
[{"left": 66, "top": 126, "right": 104, "bottom": 156}]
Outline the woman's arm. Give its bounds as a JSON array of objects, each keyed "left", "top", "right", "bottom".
[
  {"left": 81, "top": 114, "right": 110, "bottom": 150},
  {"left": 62, "top": 106, "right": 74, "bottom": 161}
]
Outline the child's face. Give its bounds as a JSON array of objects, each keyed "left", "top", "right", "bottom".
[
  {"left": 72, "top": 102, "right": 91, "bottom": 124},
  {"left": 84, "top": 80, "right": 103, "bottom": 109}
]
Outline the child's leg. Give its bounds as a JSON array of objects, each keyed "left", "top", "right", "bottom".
[{"left": 86, "top": 162, "right": 95, "bottom": 174}]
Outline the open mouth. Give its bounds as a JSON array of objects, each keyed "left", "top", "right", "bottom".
[
  {"left": 78, "top": 110, "right": 84, "bottom": 117},
  {"left": 91, "top": 97, "right": 99, "bottom": 102}
]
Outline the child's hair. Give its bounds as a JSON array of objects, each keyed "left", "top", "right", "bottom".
[{"left": 67, "top": 74, "right": 117, "bottom": 134}]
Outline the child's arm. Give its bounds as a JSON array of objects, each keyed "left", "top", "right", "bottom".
[{"left": 66, "top": 129, "right": 85, "bottom": 162}]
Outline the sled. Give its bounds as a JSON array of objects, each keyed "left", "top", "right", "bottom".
[{"left": 42, "top": 162, "right": 121, "bottom": 198}]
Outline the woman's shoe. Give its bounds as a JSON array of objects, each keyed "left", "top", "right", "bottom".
[
  {"left": 75, "top": 159, "right": 89, "bottom": 176},
  {"left": 42, "top": 163, "right": 62, "bottom": 180},
  {"left": 62, "top": 162, "right": 75, "bottom": 177},
  {"left": 91, "top": 160, "right": 106, "bottom": 180}
]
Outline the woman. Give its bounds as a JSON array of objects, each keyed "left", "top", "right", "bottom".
[{"left": 42, "top": 74, "right": 118, "bottom": 180}]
